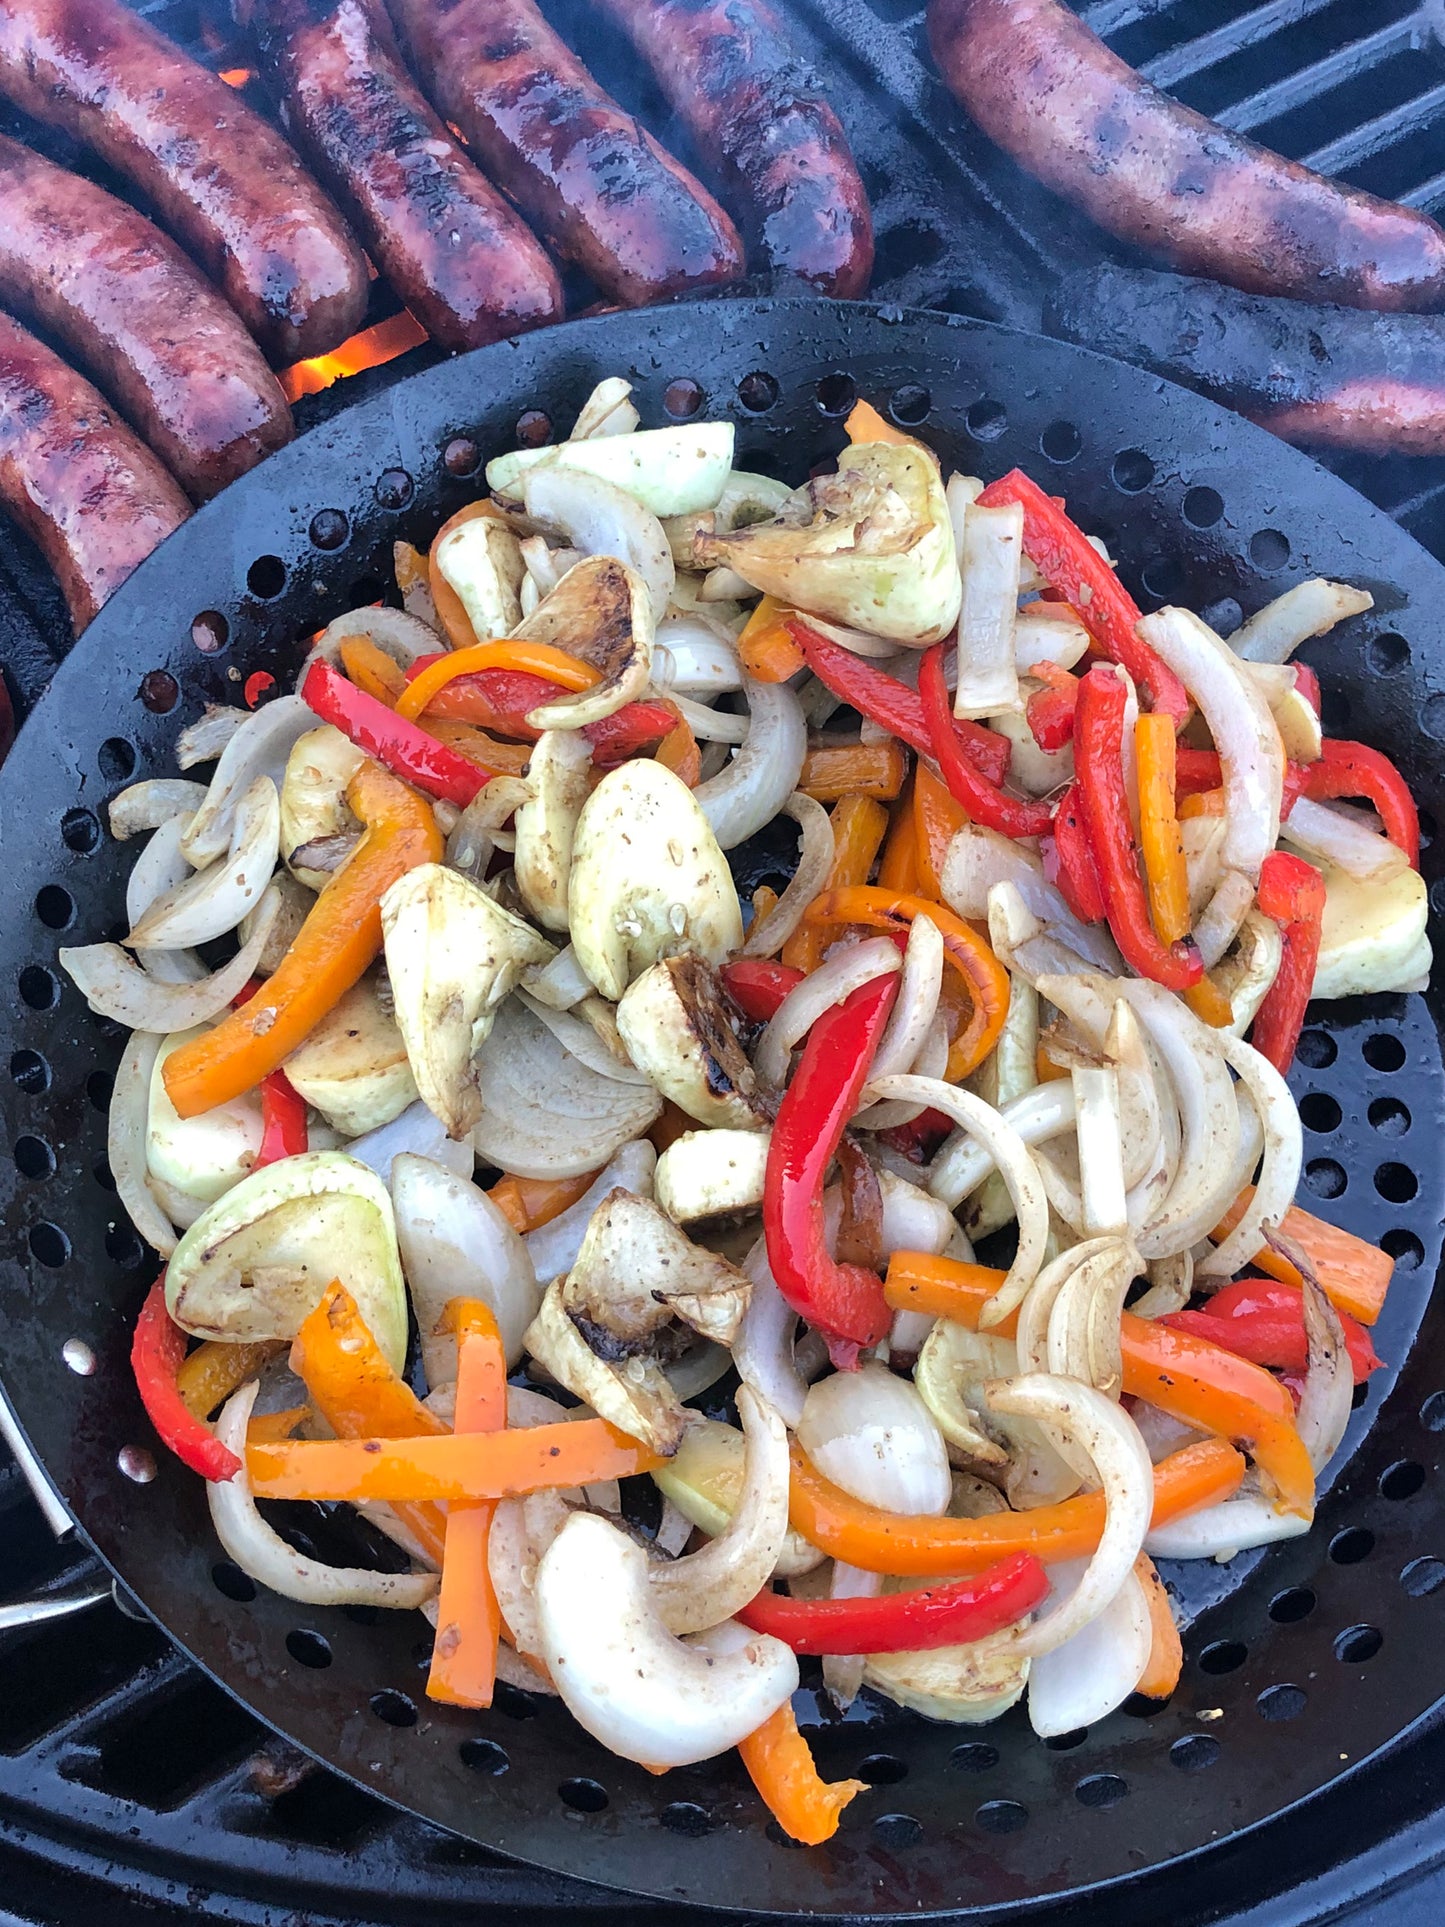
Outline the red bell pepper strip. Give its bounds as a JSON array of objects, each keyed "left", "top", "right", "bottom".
[
  {"left": 1176, "top": 745, "right": 1311, "bottom": 817},
  {"left": 1074, "top": 667, "right": 1202, "bottom": 990},
  {"left": 586, "top": 701, "right": 678, "bottom": 767},
  {"left": 1043, "top": 782, "right": 1106, "bottom": 923},
  {"left": 788, "top": 616, "right": 1010, "bottom": 786},
  {"left": 257, "top": 1070, "right": 308, "bottom": 1167},
  {"left": 977, "top": 469, "right": 1190, "bottom": 726},
  {"left": 880, "top": 1106, "right": 955, "bottom": 1165},
  {"left": 1251, "top": 851, "right": 1326, "bottom": 1073},
  {"left": 736, "top": 1551, "right": 1049, "bottom": 1654},
  {"left": 302, "top": 660, "right": 489, "bottom": 807},
  {"left": 720, "top": 958, "right": 804, "bottom": 1023},
  {"left": 1026, "top": 660, "right": 1080, "bottom": 752},
  {"left": 1294, "top": 663, "right": 1322, "bottom": 716},
  {"left": 1163, "top": 1279, "right": 1380, "bottom": 1384},
  {"left": 1299, "top": 739, "right": 1419, "bottom": 865},
  {"left": 131, "top": 1277, "right": 243, "bottom": 1482},
  {"left": 764, "top": 973, "right": 898, "bottom": 1370},
  {"left": 405, "top": 655, "right": 676, "bottom": 767},
  {"left": 918, "top": 644, "right": 1054, "bottom": 839}
]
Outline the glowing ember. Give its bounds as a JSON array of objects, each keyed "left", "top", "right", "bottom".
[
  {"left": 278, "top": 310, "right": 429, "bottom": 404},
  {"left": 218, "top": 66, "right": 253, "bottom": 86}
]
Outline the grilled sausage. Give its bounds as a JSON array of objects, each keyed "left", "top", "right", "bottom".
[
  {"left": 249, "top": 0, "right": 562, "bottom": 351},
  {"left": 385, "top": 0, "right": 745, "bottom": 307},
  {"left": 927, "top": 0, "right": 1445, "bottom": 312},
  {"left": 1047, "top": 264, "right": 1445, "bottom": 456},
  {"left": 590, "top": 0, "right": 872, "bottom": 297},
  {"left": 0, "top": 138, "right": 293, "bottom": 502},
  {"left": 0, "top": 311, "right": 189, "bottom": 633},
  {"left": 0, "top": 0, "right": 369, "bottom": 360}
]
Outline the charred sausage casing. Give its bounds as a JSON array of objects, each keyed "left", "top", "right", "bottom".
[
  {"left": 251, "top": 0, "right": 563, "bottom": 352},
  {"left": 0, "top": 0, "right": 370, "bottom": 360},
  {"left": 1047, "top": 263, "right": 1445, "bottom": 456},
  {"left": 928, "top": 0, "right": 1445, "bottom": 312},
  {"left": 0, "top": 136, "right": 293, "bottom": 502},
  {"left": 591, "top": 0, "right": 872, "bottom": 297},
  {"left": 0, "top": 311, "right": 189, "bottom": 634},
  {"left": 386, "top": 0, "right": 744, "bottom": 307}
]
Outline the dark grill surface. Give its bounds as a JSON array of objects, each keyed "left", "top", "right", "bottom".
[{"left": 5, "top": 0, "right": 1445, "bottom": 1921}]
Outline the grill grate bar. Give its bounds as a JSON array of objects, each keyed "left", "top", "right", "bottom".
[
  {"left": 1299, "top": 76, "right": 1445, "bottom": 174},
  {"left": 1203, "top": 19, "right": 1421, "bottom": 134},
  {"left": 1136, "top": 0, "right": 1338, "bottom": 92},
  {"left": 1080, "top": 0, "right": 1192, "bottom": 34}
]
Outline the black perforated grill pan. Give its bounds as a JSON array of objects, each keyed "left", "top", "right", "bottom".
[{"left": 1, "top": 298, "right": 1444, "bottom": 1918}]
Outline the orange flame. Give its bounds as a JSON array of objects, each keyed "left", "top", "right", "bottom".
[
  {"left": 219, "top": 66, "right": 253, "bottom": 86},
  {"left": 278, "top": 310, "right": 428, "bottom": 404}
]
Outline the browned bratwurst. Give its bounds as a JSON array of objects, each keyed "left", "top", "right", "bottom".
[
  {"left": 385, "top": 0, "right": 744, "bottom": 306},
  {"left": 590, "top": 0, "right": 872, "bottom": 297},
  {"left": 0, "top": 0, "right": 369, "bottom": 360},
  {"left": 927, "top": 0, "right": 1445, "bottom": 312},
  {"left": 0, "top": 312, "right": 189, "bottom": 633},
  {"left": 0, "top": 138, "right": 292, "bottom": 502},
  {"left": 248, "top": 0, "right": 562, "bottom": 352}
]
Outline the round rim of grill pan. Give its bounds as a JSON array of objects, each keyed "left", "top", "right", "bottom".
[{"left": 0, "top": 297, "right": 1442, "bottom": 1918}]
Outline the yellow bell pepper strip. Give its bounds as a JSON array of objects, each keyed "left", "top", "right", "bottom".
[
  {"left": 800, "top": 738, "right": 908, "bottom": 803},
  {"left": 1183, "top": 973, "right": 1235, "bottom": 1029},
  {"left": 738, "top": 1700, "right": 867, "bottom": 1846},
  {"left": 427, "top": 1300, "right": 506, "bottom": 1710},
  {"left": 247, "top": 1420, "right": 665, "bottom": 1502},
  {"left": 803, "top": 885, "right": 1010, "bottom": 1081},
  {"left": 425, "top": 717, "right": 533, "bottom": 775},
  {"left": 844, "top": 396, "right": 916, "bottom": 447},
  {"left": 163, "top": 760, "right": 443, "bottom": 1117},
  {"left": 339, "top": 635, "right": 407, "bottom": 706},
  {"left": 884, "top": 1249, "right": 1316, "bottom": 1516},
  {"left": 290, "top": 1280, "right": 449, "bottom": 1566},
  {"left": 396, "top": 640, "right": 599, "bottom": 721},
  {"left": 131, "top": 1276, "right": 243, "bottom": 1482},
  {"left": 487, "top": 1168, "right": 599, "bottom": 1235},
  {"left": 1135, "top": 711, "right": 1189, "bottom": 945},
  {"left": 781, "top": 792, "right": 888, "bottom": 972},
  {"left": 913, "top": 761, "right": 967, "bottom": 900},
  {"left": 1178, "top": 787, "right": 1225, "bottom": 818},
  {"left": 1212, "top": 1192, "right": 1394, "bottom": 1326},
  {"left": 175, "top": 1337, "right": 286, "bottom": 1420},
  {"left": 1134, "top": 1554, "right": 1183, "bottom": 1699},
  {"left": 247, "top": 1404, "right": 312, "bottom": 1445},
  {"left": 739, "top": 594, "right": 805, "bottom": 684},
  {"left": 752, "top": 882, "right": 781, "bottom": 926},
  {"left": 877, "top": 785, "right": 920, "bottom": 893},
  {"left": 789, "top": 1436, "right": 1246, "bottom": 1577}
]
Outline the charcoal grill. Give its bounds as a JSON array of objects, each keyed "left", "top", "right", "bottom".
[{"left": 3, "top": 0, "right": 1445, "bottom": 1920}]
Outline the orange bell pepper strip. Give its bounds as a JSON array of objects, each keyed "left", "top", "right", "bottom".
[
  {"left": 803, "top": 885, "right": 1010, "bottom": 1081},
  {"left": 1134, "top": 1554, "right": 1183, "bottom": 1699},
  {"left": 912, "top": 761, "right": 967, "bottom": 900},
  {"left": 781, "top": 793, "right": 888, "bottom": 972},
  {"left": 739, "top": 594, "right": 804, "bottom": 684},
  {"left": 427, "top": 501, "right": 508, "bottom": 651},
  {"left": 289, "top": 1280, "right": 449, "bottom": 1566},
  {"left": 789, "top": 1436, "right": 1245, "bottom": 1577},
  {"left": 738, "top": 1701, "right": 867, "bottom": 1845},
  {"left": 752, "top": 883, "right": 781, "bottom": 925},
  {"left": 247, "top": 1420, "right": 664, "bottom": 1503},
  {"left": 487, "top": 1168, "right": 599, "bottom": 1234},
  {"left": 1212, "top": 1192, "right": 1394, "bottom": 1326},
  {"left": 163, "top": 760, "right": 442, "bottom": 1117},
  {"left": 884, "top": 1249, "right": 1315, "bottom": 1517},
  {"left": 247, "top": 1404, "right": 312, "bottom": 1445},
  {"left": 877, "top": 785, "right": 920, "bottom": 893},
  {"left": 397, "top": 640, "right": 598, "bottom": 721},
  {"left": 339, "top": 635, "right": 407, "bottom": 706},
  {"left": 655, "top": 707, "right": 702, "bottom": 786},
  {"left": 1179, "top": 788, "right": 1225, "bottom": 818},
  {"left": 1183, "top": 973, "right": 1235, "bottom": 1028},
  {"left": 427, "top": 1301, "right": 506, "bottom": 1709},
  {"left": 799, "top": 739, "right": 908, "bottom": 803},
  {"left": 175, "top": 1338, "right": 286, "bottom": 1419},
  {"left": 423, "top": 717, "right": 533, "bottom": 775},
  {"left": 844, "top": 396, "right": 918, "bottom": 448}
]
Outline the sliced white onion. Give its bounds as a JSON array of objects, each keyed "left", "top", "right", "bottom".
[
  {"left": 929, "top": 1080, "right": 1077, "bottom": 1209},
  {"left": 653, "top": 616, "right": 742, "bottom": 694},
  {"left": 1145, "top": 1492, "right": 1310, "bottom": 1560},
  {"left": 1193, "top": 866, "right": 1259, "bottom": 971},
  {"left": 797, "top": 1364, "right": 951, "bottom": 1516},
  {"left": 177, "top": 706, "right": 245, "bottom": 770},
  {"left": 1046, "top": 1236, "right": 1139, "bottom": 1401},
  {"left": 871, "top": 1075, "right": 1048, "bottom": 1325},
  {"left": 943, "top": 827, "right": 1120, "bottom": 970},
  {"left": 862, "top": 913, "right": 944, "bottom": 1088},
  {"left": 109, "top": 779, "right": 208, "bottom": 839},
  {"left": 821, "top": 1562, "right": 882, "bottom": 1710},
  {"left": 445, "top": 776, "right": 531, "bottom": 885},
  {"left": 522, "top": 943, "right": 595, "bottom": 1011},
  {"left": 1073, "top": 1063, "right": 1128, "bottom": 1240},
  {"left": 1283, "top": 796, "right": 1409, "bottom": 884},
  {"left": 739, "top": 792, "right": 835, "bottom": 960},
  {"left": 1199, "top": 1034, "right": 1301, "bottom": 1278},
  {"left": 1297, "top": 1280, "right": 1352, "bottom": 1477},
  {"left": 755, "top": 936, "right": 900, "bottom": 1087},
  {"left": 1026, "top": 1560, "right": 1152, "bottom": 1737},
  {"left": 650, "top": 1386, "right": 790, "bottom": 1635},
  {"left": 306, "top": 606, "right": 440, "bottom": 674},
  {"left": 124, "top": 814, "right": 207, "bottom": 984},
  {"left": 108, "top": 1030, "right": 177, "bottom": 1258},
  {"left": 1228, "top": 580, "right": 1373, "bottom": 664},
  {"left": 665, "top": 691, "right": 750, "bottom": 743},
  {"left": 523, "top": 1140, "right": 657, "bottom": 1285},
  {"left": 516, "top": 991, "right": 652, "bottom": 1086},
  {"left": 988, "top": 1375, "right": 1153, "bottom": 1657},
  {"left": 180, "top": 697, "right": 312, "bottom": 868},
  {"left": 1129, "top": 1253, "right": 1194, "bottom": 1324},
  {"left": 953, "top": 499, "right": 1023, "bottom": 717},
  {"left": 392, "top": 1153, "right": 540, "bottom": 1378},
  {"left": 523, "top": 464, "right": 673, "bottom": 625},
  {"left": 209, "top": 1382, "right": 437, "bottom": 1608},
  {"left": 1014, "top": 606, "right": 1090, "bottom": 673},
  {"left": 60, "top": 885, "right": 282, "bottom": 1030},
  {"left": 130, "top": 776, "right": 279, "bottom": 950},
  {"left": 344, "top": 1099, "right": 472, "bottom": 1184},
  {"left": 692, "top": 674, "right": 806, "bottom": 850},
  {"left": 735, "top": 1234, "right": 807, "bottom": 1429}
]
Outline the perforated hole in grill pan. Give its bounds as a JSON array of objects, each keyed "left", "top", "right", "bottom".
[{"left": 1, "top": 298, "right": 1444, "bottom": 1917}]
